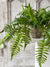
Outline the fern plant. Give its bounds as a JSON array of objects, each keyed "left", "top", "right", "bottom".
[{"left": 0, "top": 4, "right": 50, "bottom": 67}]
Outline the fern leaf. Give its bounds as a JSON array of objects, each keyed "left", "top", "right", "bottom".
[{"left": 36, "top": 40, "right": 49, "bottom": 67}]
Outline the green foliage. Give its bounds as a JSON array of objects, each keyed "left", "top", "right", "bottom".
[
  {"left": 0, "top": 4, "right": 50, "bottom": 67},
  {"left": 10, "top": 25, "right": 31, "bottom": 60},
  {"left": 36, "top": 39, "right": 49, "bottom": 67}
]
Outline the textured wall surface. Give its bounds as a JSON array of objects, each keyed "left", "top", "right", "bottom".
[
  {"left": 40, "top": 0, "right": 50, "bottom": 10},
  {"left": 0, "top": 0, "right": 7, "bottom": 39},
  {"left": 0, "top": 0, "right": 50, "bottom": 67},
  {"left": 0, "top": 0, "right": 35, "bottom": 67}
]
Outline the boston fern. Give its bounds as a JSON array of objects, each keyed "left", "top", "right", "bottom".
[{"left": 0, "top": 4, "right": 50, "bottom": 67}]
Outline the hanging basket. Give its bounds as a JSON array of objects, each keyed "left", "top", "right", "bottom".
[{"left": 30, "top": 26, "right": 41, "bottom": 38}]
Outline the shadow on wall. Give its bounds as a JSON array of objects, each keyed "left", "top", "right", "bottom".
[
  {"left": 48, "top": 0, "right": 50, "bottom": 2},
  {"left": 9, "top": 65, "right": 34, "bottom": 67},
  {"left": 18, "top": 0, "right": 25, "bottom": 3}
]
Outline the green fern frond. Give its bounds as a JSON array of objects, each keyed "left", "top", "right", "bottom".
[
  {"left": 10, "top": 33, "right": 24, "bottom": 60},
  {"left": 9, "top": 25, "right": 31, "bottom": 60},
  {"left": 36, "top": 40, "right": 49, "bottom": 67}
]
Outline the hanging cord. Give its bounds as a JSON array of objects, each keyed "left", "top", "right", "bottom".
[
  {"left": 36, "top": 0, "right": 40, "bottom": 10},
  {"left": 25, "top": 0, "right": 27, "bottom": 6}
]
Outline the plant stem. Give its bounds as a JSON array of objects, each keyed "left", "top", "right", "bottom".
[{"left": 39, "top": 63, "right": 42, "bottom": 67}]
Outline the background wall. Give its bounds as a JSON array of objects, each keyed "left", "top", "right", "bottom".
[
  {"left": 0, "top": 0, "right": 50, "bottom": 67},
  {"left": 0, "top": 0, "right": 35, "bottom": 67}
]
